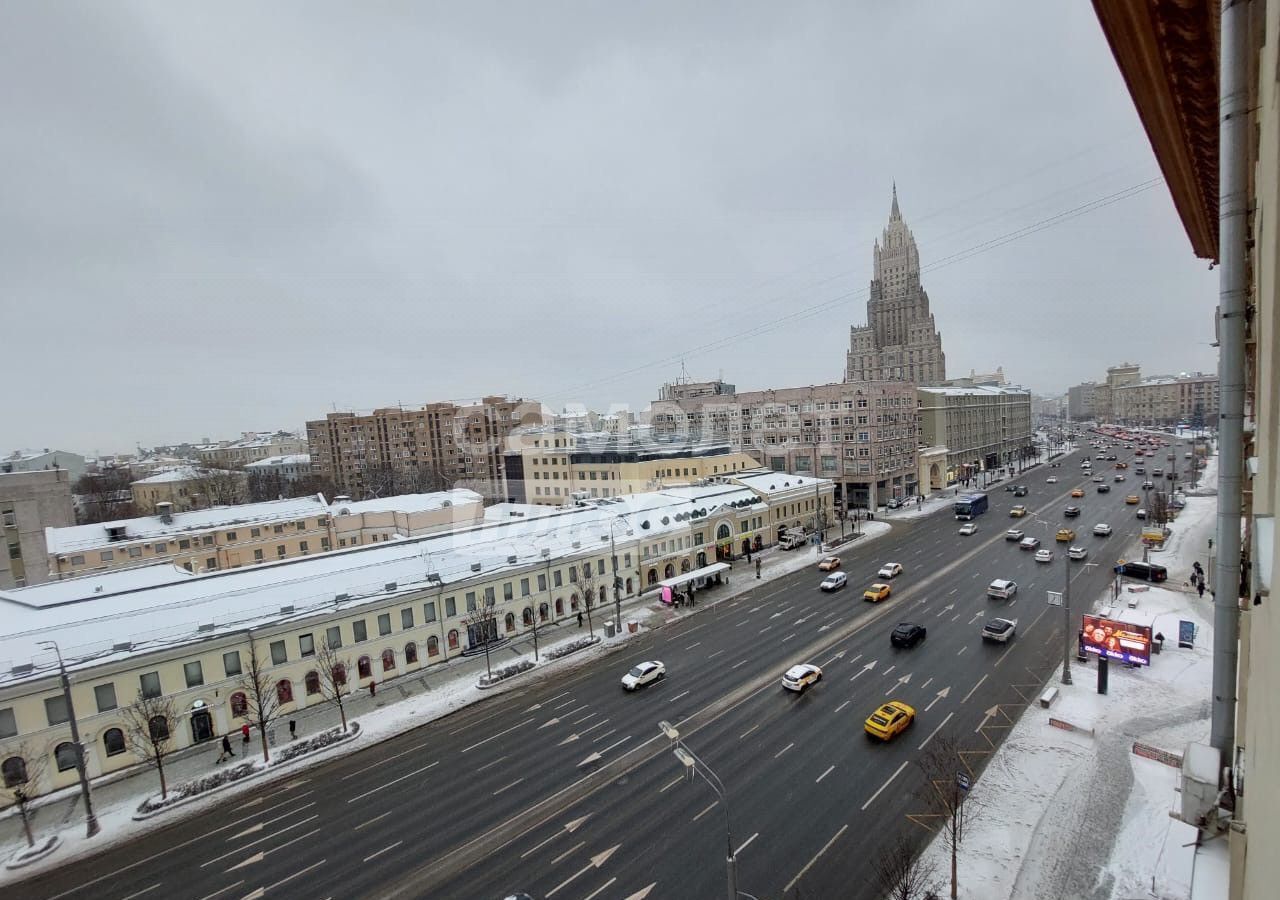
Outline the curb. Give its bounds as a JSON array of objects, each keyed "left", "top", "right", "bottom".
[{"left": 3, "top": 835, "right": 60, "bottom": 871}]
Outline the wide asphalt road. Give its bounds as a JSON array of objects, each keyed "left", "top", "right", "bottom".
[{"left": 14, "top": 440, "right": 1186, "bottom": 900}]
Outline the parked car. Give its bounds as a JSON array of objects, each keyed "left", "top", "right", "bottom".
[
  {"left": 817, "top": 556, "right": 841, "bottom": 571},
  {"left": 621, "top": 660, "right": 665, "bottom": 691},
  {"left": 820, "top": 572, "right": 848, "bottom": 592},
  {"left": 1019, "top": 536, "right": 1040, "bottom": 550},
  {"left": 982, "top": 617, "right": 1018, "bottom": 643},
  {"left": 864, "top": 700, "right": 916, "bottom": 741},
  {"left": 781, "top": 663, "right": 823, "bottom": 692},
  {"left": 958, "top": 522, "right": 978, "bottom": 536},
  {"left": 890, "top": 623, "right": 927, "bottom": 648},
  {"left": 1120, "top": 560, "right": 1168, "bottom": 582},
  {"left": 1093, "top": 523, "right": 1113, "bottom": 536},
  {"left": 877, "top": 562, "right": 904, "bottom": 579},
  {"left": 885, "top": 497, "right": 904, "bottom": 510},
  {"left": 1005, "top": 528, "right": 1025, "bottom": 541},
  {"left": 863, "top": 582, "right": 892, "bottom": 602}
]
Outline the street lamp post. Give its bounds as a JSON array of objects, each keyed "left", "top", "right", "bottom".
[
  {"left": 37, "top": 640, "right": 100, "bottom": 838},
  {"left": 660, "top": 721, "right": 738, "bottom": 900},
  {"left": 1034, "top": 520, "right": 1072, "bottom": 685},
  {"left": 609, "top": 516, "right": 633, "bottom": 632}
]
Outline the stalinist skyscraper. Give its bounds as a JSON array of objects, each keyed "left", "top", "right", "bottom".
[{"left": 844, "top": 185, "right": 946, "bottom": 385}]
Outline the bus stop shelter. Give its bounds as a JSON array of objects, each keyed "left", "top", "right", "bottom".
[{"left": 658, "top": 562, "right": 730, "bottom": 606}]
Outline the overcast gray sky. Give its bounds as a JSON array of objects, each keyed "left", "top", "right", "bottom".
[{"left": 1, "top": 1, "right": 1218, "bottom": 455}]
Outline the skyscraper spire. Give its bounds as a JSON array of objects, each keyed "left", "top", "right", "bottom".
[{"left": 890, "top": 181, "right": 900, "bottom": 220}]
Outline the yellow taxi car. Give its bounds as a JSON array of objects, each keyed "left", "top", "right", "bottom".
[
  {"left": 1056, "top": 528, "right": 1076, "bottom": 542},
  {"left": 1009, "top": 505, "right": 1027, "bottom": 518},
  {"left": 1070, "top": 488, "right": 1085, "bottom": 498},
  {"left": 1125, "top": 494, "right": 1140, "bottom": 504},
  {"left": 864, "top": 700, "right": 916, "bottom": 741},
  {"left": 817, "top": 556, "right": 841, "bottom": 571},
  {"left": 863, "top": 583, "right": 892, "bottom": 603}
]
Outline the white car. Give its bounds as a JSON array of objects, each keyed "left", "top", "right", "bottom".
[
  {"left": 958, "top": 522, "right": 978, "bottom": 536},
  {"left": 1034, "top": 548, "right": 1054, "bottom": 563},
  {"left": 877, "top": 562, "right": 904, "bottom": 579},
  {"left": 1068, "top": 546, "right": 1089, "bottom": 560},
  {"left": 1136, "top": 508, "right": 1148, "bottom": 520},
  {"left": 1093, "top": 523, "right": 1112, "bottom": 536},
  {"left": 982, "top": 617, "right": 1018, "bottom": 643},
  {"left": 1046, "top": 476, "right": 1058, "bottom": 484},
  {"left": 820, "top": 572, "right": 848, "bottom": 592},
  {"left": 781, "top": 663, "right": 823, "bottom": 692},
  {"left": 621, "top": 660, "right": 665, "bottom": 691}
]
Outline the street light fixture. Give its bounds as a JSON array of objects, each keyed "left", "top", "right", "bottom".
[
  {"left": 1034, "top": 519, "right": 1073, "bottom": 686},
  {"left": 608, "top": 516, "right": 634, "bottom": 633},
  {"left": 37, "top": 640, "right": 100, "bottom": 838},
  {"left": 659, "top": 721, "right": 739, "bottom": 900}
]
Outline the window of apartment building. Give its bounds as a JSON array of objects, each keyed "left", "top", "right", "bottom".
[
  {"left": 68, "top": 554, "right": 85, "bottom": 566},
  {"left": 251, "top": 527, "right": 261, "bottom": 538},
  {"left": 202, "top": 535, "right": 214, "bottom": 546},
  {"left": 253, "top": 548, "right": 264, "bottom": 562},
  {"left": 465, "top": 591, "right": 477, "bottom": 612},
  {"left": 484, "top": 586, "right": 495, "bottom": 605},
  {"left": 94, "top": 683, "right": 117, "bottom": 713},
  {"left": 401, "top": 607, "right": 414, "bottom": 629},
  {"left": 127, "top": 546, "right": 142, "bottom": 558},
  {"left": 205, "top": 557, "right": 217, "bottom": 570},
  {"left": 504, "top": 582, "right": 514, "bottom": 601},
  {"left": 274, "top": 524, "right": 284, "bottom": 534},
  {"left": 223, "top": 651, "right": 242, "bottom": 677},
  {"left": 299, "top": 540, "right": 310, "bottom": 555},
  {"left": 100, "top": 550, "right": 114, "bottom": 562},
  {"left": 353, "top": 619, "right": 368, "bottom": 642},
  {"left": 553, "top": 570, "right": 563, "bottom": 587},
  {"left": 178, "top": 539, "right": 190, "bottom": 550},
  {"left": 378, "top": 613, "right": 392, "bottom": 636},
  {"left": 270, "top": 640, "right": 287, "bottom": 665},
  {"left": 0, "top": 707, "right": 15, "bottom": 739},
  {"left": 1, "top": 510, "right": 14, "bottom": 528},
  {"left": 445, "top": 595, "right": 457, "bottom": 617},
  {"left": 226, "top": 531, "right": 237, "bottom": 541},
  {"left": 7, "top": 543, "right": 21, "bottom": 560},
  {"left": 596, "top": 559, "right": 605, "bottom": 576},
  {"left": 299, "top": 634, "right": 315, "bottom": 657},
  {"left": 184, "top": 661, "right": 204, "bottom": 688},
  {"left": 568, "top": 566, "right": 578, "bottom": 583},
  {"left": 44, "top": 695, "right": 70, "bottom": 726},
  {"left": 139, "top": 671, "right": 162, "bottom": 699},
  {"left": 277, "top": 545, "right": 286, "bottom": 558}
]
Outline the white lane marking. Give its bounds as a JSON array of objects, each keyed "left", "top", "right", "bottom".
[
  {"left": 346, "top": 761, "right": 439, "bottom": 804},
  {"left": 658, "top": 776, "right": 683, "bottom": 794},
  {"left": 962, "top": 673, "right": 989, "bottom": 703},
  {"left": 476, "top": 755, "right": 509, "bottom": 773},
  {"left": 591, "top": 728, "right": 617, "bottom": 744},
  {"left": 782, "top": 632, "right": 797, "bottom": 643},
  {"left": 735, "top": 832, "right": 760, "bottom": 856},
  {"left": 200, "top": 818, "right": 320, "bottom": 868},
  {"left": 121, "top": 886, "right": 161, "bottom": 900},
  {"left": 783, "top": 823, "right": 850, "bottom": 895},
  {"left": 968, "top": 612, "right": 983, "bottom": 624},
  {"left": 362, "top": 840, "right": 403, "bottom": 864},
  {"left": 917, "top": 711, "right": 955, "bottom": 751},
  {"left": 693, "top": 801, "right": 719, "bottom": 822},
  {"left": 572, "top": 711, "right": 598, "bottom": 725},
  {"left": 707, "top": 649, "right": 725, "bottom": 659},
  {"left": 341, "top": 739, "right": 432, "bottom": 779},
  {"left": 668, "top": 690, "right": 690, "bottom": 703},
  {"left": 861, "top": 761, "right": 910, "bottom": 811},
  {"left": 957, "top": 646, "right": 968, "bottom": 656},
  {"left": 948, "top": 588, "right": 958, "bottom": 596},
  {"left": 732, "top": 658, "right": 750, "bottom": 669},
  {"left": 740, "top": 723, "right": 761, "bottom": 740},
  {"left": 582, "top": 877, "right": 618, "bottom": 900},
  {"left": 580, "top": 719, "right": 609, "bottom": 737},
  {"left": 264, "top": 859, "right": 326, "bottom": 894},
  {"left": 834, "top": 700, "right": 851, "bottom": 714},
  {"left": 736, "top": 619, "right": 750, "bottom": 627},
  {"left": 553, "top": 698, "right": 578, "bottom": 710},
  {"left": 550, "top": 840, "right": 586, "bottom": 867},
  {"left": 882, "top": 665, "right": 896, "bottom": 676},
  {"left": 354, "top": 810, "right": 394, "bottom": 831},
  {"left": 759, "top": 625, "right": 774, "bottom": 634},
  {"left": 686, "top": 642, "right": 702, "bottom": 650},
  {"left": 816, "top": 765, "right": 835, "bottom": 783},
  {"left": 921, "top": 677, "right": 933, "bottom": 690},
  {"left": 492, "top": 778, "right": 525, "bottom": 796},
  {"left": 463, "top": 717, "right": 535, "bottom": 753},
  {"left": 196, "top": 882, "right": 243, "bottom": 900},
  {"left": 228, "top": 801, "right": 318, "bottom": 841},
  {"left": 774, "top": 742, "right": 795, "bottom": 759},
  {"left": 952, "top": 613, "right": 961, "bottom": 621}
]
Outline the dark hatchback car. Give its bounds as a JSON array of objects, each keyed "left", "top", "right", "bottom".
[
  {"left": 1013, "top": 485, "right": 1028, "bottom": 496},
  {"left": 890, "top": 622, "right": 927, "bottom": 648},
  {"left": 1097, "top": 484, "right": 1111, "bottom": 493},
  {"left": 1064, "top": 506, "right": 1082, "bottom": 517}
]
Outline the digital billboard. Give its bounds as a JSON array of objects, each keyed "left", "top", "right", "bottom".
[{"left": 1080, "top": 614, "right": 1152, "bottom": 666}]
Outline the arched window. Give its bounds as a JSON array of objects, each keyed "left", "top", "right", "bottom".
[
  {"left": 427, "top": 635, "right": 440, "bottom": 657},
  {"left": 148, "top": 716, "right": 170, "bottom": 742},
  {"left": 681, "top": 559, "right": 691, "bottom": 573},
  {"left": 647, "top": 568, "right": 658, "bottom": 585},
  {"left": 358, "top": 656, "right": 372, "bottom": 679},
  {"left": 664, "top": 563, "right": 676, "bottom": 579},
  {"left": 305, "top": 671, "right": 321, "bottom": 695},
  {"left": 716, "top": 523, "right": 732, "bottom": 541},
  {"left": 54, "top": 742, "right": 78, "bottom": 772},
  {"left": 103, "top": 727, "right": 126, "bottom": 757},
  {"left": 505, "top": 612, "right": 516, "bottom": 633},
  {"left": 522, "top": 607, "right": 533, "bottom": 626},
  {"left": 405, "top": 642, "right": 418, "bottom": 664},
  {"left": 555, "top": 597, "right": 563, "bottom": 616},
  {"left": 2, "top": 756, "right": 29, "bottom": 788},
  {"left": 447, "top": 629, "right": 459, "bottom": 650},
  {"left": 230, "top": 692, "right": 247, "bottom": 717},
  {"left": 381, "top": 649, "right": 396, "bottom": 672},
  {"left": 332, "top": 663, "right": 347, "bottom": 686},
  {"left": 570, "top": 594, "right": 579, "bottom": 611},
  {"left": 625, "top": 577, "right": 633, "bottom": 594},
  {"left": 539, "top": 602, "right": 549, "bottom": 622},
  {"left": 276, "top": 679, "right": 293, "bottom": 705}
]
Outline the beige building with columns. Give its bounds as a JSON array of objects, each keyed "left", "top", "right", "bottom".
[{"left": 916, "top": 385, "right": 1035, "bottom": 484}]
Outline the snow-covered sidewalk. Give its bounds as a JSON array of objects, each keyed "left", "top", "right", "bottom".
[{"left": 919, "top": 454, "right": 1219, "bottom": 900}]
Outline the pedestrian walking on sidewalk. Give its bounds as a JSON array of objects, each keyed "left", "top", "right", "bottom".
[
  {"left": 755, "top": 558, "right": 761, "bottom": 579},
  {"left": 1198, "top": 581, "right": 1206, "bottom": 599},
  {"left": 217, "top": 734, "right": 234, "bottom": 764},
  {"left": 241, "top": 722, "right": 251, "bottom": 752},
  {"left": 289, "top": 719, "right": 297, "bottom": 740},
  {"left": 577, "top": 611, "right": 583, "bottom": 628}
]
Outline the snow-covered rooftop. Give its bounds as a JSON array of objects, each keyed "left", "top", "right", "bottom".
[
  {"left": 131, "top": 465, "right": 231, "bottom": 485},
  {"left": 331, "top": 489, "right": 483, "bottom": 516},
  {"left": 244, "top": 454, "right": 311, "bottom": 468},
  {"left": 918, "top": 384, "right": 1032, "bottom": 397}
]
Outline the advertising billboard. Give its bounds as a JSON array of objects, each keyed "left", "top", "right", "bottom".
[{"left": 1081, "top": 614, "right": 1152, "bottom": 666}]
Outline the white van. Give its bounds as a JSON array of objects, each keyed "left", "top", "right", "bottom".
[
  {"left": 779, "top": 532, "right": 808, "bottom": 550},
  {"left": 987, "top": 579, "right": 1018, "bottom": 600}
]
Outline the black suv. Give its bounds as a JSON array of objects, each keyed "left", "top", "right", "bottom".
[
  {"left": 1120, "top": 561, "right": 1168, "bottom": 582},
  {"left": 1013, "top": 485, "right": 1028, "bottom": 496},
  {"left": 890, "top": 623, "right": 928, "bottom": 648},
  {"left": 1097, "top": 484, "right": 1111, "bottom": 493}
]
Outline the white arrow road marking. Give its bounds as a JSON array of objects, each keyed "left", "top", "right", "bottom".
[
  {"left": 935, "top": 604, "right": 955, "bottom": 618},
  {"left": 795, "top": 615, "right": 811, "bottom": 624},
  {"left": 885, "top": 673, "right": 911, "bottom": 695},
  {"left": 201, "top": 819, "right": 320, "bottom": 868},
  {"left": 546, "top": 845, "right": 622, "bottom": 897},
  {"left": 539, "top": 717, "right": 561, "bottom": 730},
  {"left": 819, "top": 623, "right": 834, "bottom": 632},
  {"left": 924, "top": 687, "right": 951, "bottom": 712},
  {"left": 229, "top": 802, "right": 318, "bottom": 841},
  {"left": 822, "top": 650, "right": 847, "bottom": 667},
  {"left": 558, "top": 733, "right": 581, "bottom": 746},
  {"left": 227, "top": 852, "right": 263, "bottom": 872},
  {"left": 622, "top": 884, "right": 658, "bottom": 900},
  {"left": 520, "top": 816, "right": 592, "bottom": 859},
  {"left": 968, "top": 612, "right": 983, "bottom": 624},
  {"left": 527, "top": 703, "right": 543, "bottom": 711},
  {"left": 975, "top": 705, "right": 1002, "bottom": 733},
  {"left": 770, "top": 611, "right": 783, "bottom": 619},
  {"left": 850, "top": 660, "right": 877, "bottom": 681},
  {"left": 782, "top": 633, "right": 797, "bottom": 643},
  {"left": 578, "top": 736, "right": 631, "bottom": 767}
]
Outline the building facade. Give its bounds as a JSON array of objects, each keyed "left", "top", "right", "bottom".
[
  {"left": 651, "top": 379, "right": 919, "bottom": 509},
  {"left": 306, "top": 396, "right": 543, "bottom": 502},
  {"left": 1111, "top": 373, "right": 1220, "bottom": 426},
  {"left": 845, "top": 186, "right": 946, "bottom": 385},
  {"left": 1, "top": 470, "right": 75, "bottom": 589},
  {"left": 2, "top": 449, "right": 87, "bottom": 481},
  {"left": 196, "top": 432, "right": 307, "bottom": 469},
  {"left": 916, "top": 386, "right": 1035, "bottom": 484},
  {"left": 1068, "top": 382, "right": 1098, "bottom": 421},
  {"left": 244, "top": 454, "right": 313, "bottom": 483},
  {"left": 130, "top": 466, "right": 250, "bottom": 514}
]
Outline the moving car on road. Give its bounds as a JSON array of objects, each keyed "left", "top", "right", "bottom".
[
  {"left": 1125, "top": 494, "right": 1140, "bottom": 504},
  {"left": 958, "top": 522, "right": 978, "bottom": 536},
  {"left": 1019, "top": 536, "right": 1040, "bottom": 550},
  {"left": 1068, "top": 546, "right": 1089, "bottom": 560},
  {"left": 987, "top": 579, "right": 1018, "bottom": 599},
  {"left": 1097, "top": 483, "right": 1111, "bottom": 493},
  {"left": 1093, "top": 523, "right": 1113, "bottom": 536},
  {"left": 890, "top": 623, "right": 927, "bottom": 648},
  {"left": 1114, "top": 474, "right": 1126, "bottom": 482},
  {"left": 1136, "top": 508, "right": 1148, "bottom": 520},
  {"left": 864, "top": 582, "right": 892, "bottom": 602},
  {"left": 982, "top": 617, "right": 1018, "bottom": 643},
  {"left": 1005, "top": 528, "right": 1025, "bottom": 541},
  {"left": 1056, "top": 528, "right": 1076, "bottom": 542},
  {"left": 621, "top": 660, "right": 665, "bottom": 691},
  {"left": 817, "top": 556, "right": 841, "bottom": 571},
  {"left": 1064, "top": 506, "right": 1081, "bottom": 518},
  {"left": 1034, "top": 548, "right": 1054, "bottom": 563},
  {"left": 1071, "top": 488, "right": 1085, "bottom": 498},
  {"left": 1046, "top": 476, "right": 1058, "bottom": 483},
  {"left": 1013, "top": 485, "right": 1028, "bottom": 497},
  {"left": 877, "top": 562, "right": 904, "bottom": 579},
  {"left": 864, "top": 700, "right": 916, "bottom": 741},
  {"left": 1009, "top": 505, "right": 1028, "bottom": 518},
  {"left": 820, "top": 572, "right": 848, "bottom": 592},
  {"left": 781, "top": 663, "right": 823, "bottom": 692}
]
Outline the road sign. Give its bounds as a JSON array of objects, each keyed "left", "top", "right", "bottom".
[
  {"left": 1047, "top": 591, "right": 1063, "bottom": 607},
  {"left": 956, "top": 772, "right": 971, "bottom": 792}
]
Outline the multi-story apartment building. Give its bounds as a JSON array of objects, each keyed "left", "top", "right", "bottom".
[
  {"left": 130, "top": 466, "right": 250, "bottom": 514},
  {"left": 307, "top": 396, "right": 543, "bottom": 502},
  {"left": 1, "top": 470, "right": 75, "bottom": 589},
  {"left": 503, "top": 430, "right": 761, "bottom": 506},
  {"left": 2, "top": 449, "right": 87, "bottom": 481},
  {"left": 651, "top": 379, "right": 919, "bottom": 509},
  {"left": 916, "top": 386, "right": 1035, "bottom": 484},
  {"left": 0, "top": 475, "right": 829, "bottom": 798},
  {"left": 1112, "top": 373, "right": 1220, "bottom": 426},
  {"left": 195, "top": 432, "right": 307, "bottom": 469},
  {"left": 1087, "top": 363, "right": 1142, "bottom": 423},
  {"left": 45, "top": 490, "right": 485, "bottom": 578},
  {"left": 1067, "top": 382, "right": 1098, "bottom": 421},
  {"left": 244, "top": 454, "right": 313, "bottom": 484}
]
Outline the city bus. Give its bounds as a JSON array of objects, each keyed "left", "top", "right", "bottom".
[{"left": 954, "top": 493, "right": 989, "bottom": 520}]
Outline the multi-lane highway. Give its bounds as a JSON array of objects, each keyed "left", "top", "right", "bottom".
[{"left": 17, "top": 442, "right": 1180, "bottom": 900}]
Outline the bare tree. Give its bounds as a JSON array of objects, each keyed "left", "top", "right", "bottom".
[
  {"left": 314, "top": 639, "right": 353, "bottom": 733},
  {"left": 120, "top": 691, "right": 180, "bottom": 800},
  {"left": 72, "top": 469, "right": 136, "bottom": 523},
  {"left": 247, "top": 469, "right": 285, "bottom": 503},
  {"left": 463, "top": 600, "right": 501, "bottom": 680},
  {"left": 237, "top": 642, "right": 281, "bottom": 762},
  {"left": 913, "top": 731, "right": 981, "bottom": 900},
  {"left": 1152, "top": 490, "right": 1170, "bottom": 529},
  {"left": 191, "top": 468, "right": 248, "bottom": 508},
  {"left": 0, "top": 743, "right": 49, "bottom": 847},
  {"left": 577, "top": 568, "right": 598, "bottom": 639},
  {"left": 873, "top": 833, "right": 940, "bottom": 900}
]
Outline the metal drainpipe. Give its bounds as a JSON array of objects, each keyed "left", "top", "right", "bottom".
[{"left": 1210, "top": 0, "right": 1248, "bottom": 771}]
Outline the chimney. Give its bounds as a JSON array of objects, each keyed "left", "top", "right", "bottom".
[{"left": 157, "top": 501, "right": 174, "bottom": 524}]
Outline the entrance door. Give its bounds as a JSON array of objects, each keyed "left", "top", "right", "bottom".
[{"left": 190, "top": 710, "right": 214, "bottom": 744}]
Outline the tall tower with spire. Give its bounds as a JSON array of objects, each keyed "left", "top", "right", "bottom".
[{"left": 844, "top": 185, "right": 946, "bottom": 384}]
